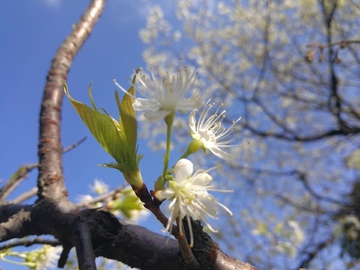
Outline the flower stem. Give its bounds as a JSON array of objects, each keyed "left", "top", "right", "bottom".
[
  {"left": 162, "top": 114, "right": 175, "bottom": 181},
  {"left": 179, "top": 139, "right": 203, "bottom": 160}
]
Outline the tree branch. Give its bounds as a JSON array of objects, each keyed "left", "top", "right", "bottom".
[
  {"left": 37, "top": 0, "right": 106, "bottom": 204},
  {"left": 63, "top": 136, "right": 87, "bottom": 154},
  {"left": 75, "top": 184, "right": 127, "bottom": 209},
  {"left": 0, "top": 164, "right": 39, "bottom": 203},
  {"left": 0, "top": 237, "right": 60, "bottom": 251}
]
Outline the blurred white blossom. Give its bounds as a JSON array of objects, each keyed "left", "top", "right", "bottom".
[{"left": 90, "top": 179, "right": 109, "bottom": 195}]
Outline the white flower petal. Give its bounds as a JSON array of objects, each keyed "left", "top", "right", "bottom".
[
  {"left": 177, "top": 96, "right": 204, "bottom": 111},
  {"left": 188, "top": 110, "right": 197, "bottom": 133},
  {"left": 195, "top": 194, "right": 218, "bottom": 217},
  {"left": 174, "top": 159, "right": 193, "bottom": 183},
  {"left": 144, "top": 110, "right": 171, "bottom": 123},
  {"left": 155, "top": 188, "right": 175, "bottom": 200},
  {"left": 191, "top": 172, "right": 212, "bottom": 186},
  {"left": 209, "top": 146, "right": 238, "bottom": 160},
  {"left": 132, "top": 98, "right": 159, "bottom": 111}
]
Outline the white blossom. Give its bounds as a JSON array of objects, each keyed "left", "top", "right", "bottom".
[
  {"left": 155, "top": 159, "right": 233, "bottom": 247},
  {"left": 90, "top": 179, "right": 109, "bottom": 195},
  {"left": 189, "top": 99, "right": 242, "bottom": 160},
  {"left": 30, "top": 245, "right": 62, "bottom": 270},
  {"left": 114, "top": 65, "right": 206, "bottom": 122}
]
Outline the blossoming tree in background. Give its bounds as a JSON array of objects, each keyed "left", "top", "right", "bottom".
[{"left": 138, "top": 0, "right": 360, "bottom": 269}]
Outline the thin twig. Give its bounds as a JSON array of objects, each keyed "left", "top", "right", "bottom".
[
  {"left": 176, "top": 217, "right": 199, "bottom": 270},
  {"left": 307, "top": 40, "right": 360, "bottom": 49},
  {"left": 0, "top": 237, "right": 60, "bottom": 251},
  {"left": 75, "top": 183, "right": 127, "bottom": 208},
  {"left": 7, "top": 187, "right": 38, "bottom": 204},
  {"left": 63, "top": 136, "right": 87, "bottom": 154},
  {"left": 0, "top": 164, "right": 39, "bottom": 202}
]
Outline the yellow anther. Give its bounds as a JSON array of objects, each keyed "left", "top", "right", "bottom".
[
  {"left": 221, "top": 103, "right": 224, "bottom": 106},
  {"left": 215, "top": 230, "right": 218, "bottom": 233},
  {"left": 216, "top": 217, "right": 219, "bottom": 220},
  {"left": 223, "top": 115, "right": 225, "bottom": 118},
  {"left": 190, "top": 244, "right": 193, "bottom": 248},
  {"left": 180, "top": 233, "right": 184, "bottom": 236},
  {"left": 239, "top": 116, "right": 242, "bottom": 120},
  {"left": 161, "top": 229, "right": 165, "bottom": 233},
  {"left": 210, "top": 77, "right": 213, "bottom": 80},
  {"left": 223, "top": 127, "right": 225, "bottom": 130},
  {"left": 196, "top": 66, "right": 198, "bottom": 68},
  {"left": 131, "top": 65, "right": 133, "bottom": 68},
  {"left": 231, "top": 190, "right": 234, "bottom": 192},
  {"left": 179, "top": 57, "right": 182, "bottom": 60},
  {"left": 150, "top": 67, "right": 153, "bottom": 69},
  {"left": 113, "top": 79, "right": 116, "bottom": 82},
  {"left": 165, "top": 243, "right": 168, "bottom": 246},
  {"left": 230, "top": 214, "right": 233, "bottom": 217},
  {"left": 232, "top": 120, "right": 235, "bottom": 124}
]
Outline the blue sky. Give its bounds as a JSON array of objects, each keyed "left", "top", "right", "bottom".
[{"left": 0, "top": 1, "right": 182, "bottom": 268}]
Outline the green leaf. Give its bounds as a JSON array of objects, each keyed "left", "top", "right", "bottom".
[
  {"left": 10, "top": 166, "right": 26, "bottom": 181},
  {"left": 99, "top": 162, "right": 131, "bottom": 173},
  {"left": 275, "top": 223, "right": 283, "bottom": 234},
  {"left": 64, "top": 82, "right": 124, "bottom": 163},
  {"left": 118, "top": 71, "right": 139, "bottom": 153}
]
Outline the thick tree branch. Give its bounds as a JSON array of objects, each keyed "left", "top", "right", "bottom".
[
  {"left": 0, "top": 204, "right": 260, "bottom": 270},
  {"left": 73, "top": 210, "right": 97, "bottom": 270},
  {"left": 37, "top": 0, "right": 106, "bottom": 204}
]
